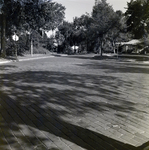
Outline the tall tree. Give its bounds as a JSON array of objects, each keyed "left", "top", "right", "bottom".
[
  {"left": 91, "top": 0, "right": 118, "bottom": 56},
  {"left": 0, "top": 0, "right": 65, "bottom": 57},
  {"left": 58, "top": 21, "right": 74, "bottom": 53},
  {"left": 72, "top": 14, "right": 94, "bottom": 53},
  {"left": 125, "top": 0, "right": 149, "bottom": 39},
  {"left": 18, "top": 0, "right": 65, "bottom": 55},
  {"left": 0, "top": 0, "right": 9, "bottom": 57},
  {"left": 106, "top": 10, "right": 128, "bottom": 53}
]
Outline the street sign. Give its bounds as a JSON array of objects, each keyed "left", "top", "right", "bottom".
[
  {"left": 12, "top": 33, "right": 19, "bottom": 59},
  {"left": 12, "top": 33, "right": 19, "bottom": 41}
]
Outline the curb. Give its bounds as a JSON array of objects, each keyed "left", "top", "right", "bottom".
[
  {"left": 0, "top": 60, "right": 12, "bottom": 64},
  {"left": 18, "top": 55, "right": 55, "bottom": 62},
  {"left": 0, "top": 55, "right": 55, "bottom": 65}
]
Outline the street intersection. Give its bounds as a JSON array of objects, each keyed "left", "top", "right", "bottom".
[{"left": 0, "top": 55, "right": 149, "bottom": 150}]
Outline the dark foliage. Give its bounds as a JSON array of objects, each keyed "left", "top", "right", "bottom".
[{"left": 125, "top": 0, "right": 149, "bottom": 39}]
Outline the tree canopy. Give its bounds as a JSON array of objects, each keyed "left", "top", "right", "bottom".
[
  {"left": 0, "top": 0, "right": 65, "bottom": 57},
  {"left": 0, "top": 0, "right": 129, "bottom": 56},
  {"left": 90, "top": 0, "right": 121, "bottom": 55},
  {"left": 54, "top": 0, "right": 127, "bottom": 55},
  {"left": 125, "top": 0, "right": 149, "bottom": 39},
  {"left": 1, "top": 0, "right": 65, "bottom": 35}
]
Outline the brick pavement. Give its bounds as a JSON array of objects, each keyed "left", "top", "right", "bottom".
[{"left": 0, "top": 56, "right": 149, "bottom": 150}]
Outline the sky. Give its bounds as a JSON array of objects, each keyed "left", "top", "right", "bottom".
[{"left": 52, "top": 0, "right": 130, "bottom": 22}]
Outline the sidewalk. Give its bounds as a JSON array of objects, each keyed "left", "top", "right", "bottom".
[
  {"left": 1, "top": 53, "right": 149, "bottom": 65},
  {"left": 0, "top": 57, "right": 12, "bottom": 64},
  {"left": 0, "top": 53, "right": 61, "bottom": 65}
]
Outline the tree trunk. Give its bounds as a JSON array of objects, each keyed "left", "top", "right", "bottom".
[
  {"left": 100, "top": 47, "right": 103, "bottom": 56},
  {"left": 100, "top": 40, "right": 103, "bottom": 57},
  {"left": 30, "top": 39, "right": 33, "bottom": 56},
  {"left": 86, "top": 39, "right": 89, "bottom": 53},
  {"left": 112, "top": 41, "right": 116, "bottom": 54},
  {"left": 1, "top": 13, "right": 6, "bottom": 58},
  {"left": 29, "top": 31, "right": 33, "bottom": 56}
]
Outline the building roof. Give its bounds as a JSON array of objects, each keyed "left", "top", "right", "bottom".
[{"left": 116, "top": 39, "right": 141, "bottom": 46}]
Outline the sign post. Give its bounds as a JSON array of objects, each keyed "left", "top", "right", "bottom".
[{"left": 12, "top": 33, "right": 19, "bottom": 60}]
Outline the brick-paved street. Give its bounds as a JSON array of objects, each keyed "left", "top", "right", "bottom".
[{"left": 0, "top": 55, "right": 149, "bottom": 150}]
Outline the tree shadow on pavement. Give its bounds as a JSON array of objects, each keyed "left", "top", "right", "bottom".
[
  {"left": 0, "top": 65, "right": 17, "bottom": 71},
  {"left": 77, "top": 60, "right": 149, "bottom": 74},
  {"left": 0, "top": 70, "right": 149, "bottom": 150}
]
